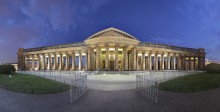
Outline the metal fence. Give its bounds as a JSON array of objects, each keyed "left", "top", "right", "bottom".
[
  {"left": 136, "top": 71, "right": 200, "bottom": 103},
  {"left": 70, "top": 73, "right": 87, "bottom": 103},
  {"left": 17, "top": 70, "right": 89, "bottom": 102},
  {"left": 150, "top": 70, "right": 199, "bottom": 83},
  {"left": 136, "top": 74, "right": 158, "bottom": 103},
  {"left": 17, "top": 70, "right": 81, "bottom": 84}
]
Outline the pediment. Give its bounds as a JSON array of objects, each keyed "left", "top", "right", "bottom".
[
  {"left": 84, "top": 27, "right": 140, "bottom": 45},
  {"left": 86, "top": 27, "right": 138, "bottom": 40}
]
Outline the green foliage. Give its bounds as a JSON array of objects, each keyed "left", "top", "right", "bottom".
[
  {"left": 159, "top": 73, "right": 220, "bottom": 92},
  {"left": 0, "top": 73, "right": 70, "bottom": 94},
  {"left": 206, "top": 63, "right": 220, "bottom": 74},
  {"left": 0, "top": 64, "right": 16, "bottom": 74}
]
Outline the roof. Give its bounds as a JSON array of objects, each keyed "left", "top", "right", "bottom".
[
  {"left": 24, "top": 42, "right": 86, "bottom": 52},
  {"left": 138, "top": 42, "right": 199, "bottom": 52}
]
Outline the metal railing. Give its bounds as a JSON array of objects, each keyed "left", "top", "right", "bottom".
[
  {"left": 136, "top": 74, "right": 158, "bottom": 103},
  {"left": 136, "top": 71, "right": 200, "bottom": 103},
  {"left": 70, "top": 73, "right": 87, "bottom": 103},
  {"left": 17, "top": 70, "right": 80, "bottom": 84},
  {"left": 17, "top": 70, "right": 89, "bottom": 102}
]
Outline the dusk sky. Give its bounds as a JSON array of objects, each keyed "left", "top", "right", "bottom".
[{"left": 0, "top": 0, "right": 220, "bottom": 63}]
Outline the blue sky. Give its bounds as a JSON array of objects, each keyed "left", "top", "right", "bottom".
[{"left": 0, "top": 0, "right": 219, "bottom": 63}]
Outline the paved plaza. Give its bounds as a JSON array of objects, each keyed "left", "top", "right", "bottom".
[
  {"left": 1, "top": 87, "right": 220, "bottom": 112},
  {"left": 1, "top": 71, "right": 219, "bottom": 112},
  {"left": 18, "top": 70, "right": 199, "bottom": 91}
]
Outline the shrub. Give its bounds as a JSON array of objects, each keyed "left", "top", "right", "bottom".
[
  {"left": 0, "top": 64, "right": 16, "bottom": 74},
  {"left": 206, "top": 63, "right": 220, "bottom": 74}
]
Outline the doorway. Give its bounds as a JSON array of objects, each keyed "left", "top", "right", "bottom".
[{"left": 110, "top": 60, "right": 114, "bottom": 70}]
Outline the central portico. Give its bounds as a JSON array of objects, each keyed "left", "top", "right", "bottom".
[{"left": 84, "top": 27, "right": 139, "bottom": 71}]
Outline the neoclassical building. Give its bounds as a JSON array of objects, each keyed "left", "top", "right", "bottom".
[{"left": 17, "top": 27, "right": 205, "bottom": 71}]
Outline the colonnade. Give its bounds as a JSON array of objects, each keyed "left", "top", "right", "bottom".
[
  {"left": 24, "top": 52, "right": 87, "bottom": 70},
  {"left": 24, "top": 49, "right": 202, "bottom": 71},
  {"left": 133, "top": 52, "right": 200, "bottom": 71}
]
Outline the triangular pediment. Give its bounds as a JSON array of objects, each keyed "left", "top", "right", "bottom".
[{"left": 86, "top": 27, "right": 138, "bottom": 40}]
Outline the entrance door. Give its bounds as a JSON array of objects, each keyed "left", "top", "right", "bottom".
[{"left": 110, "top": 60, "right": 114, "bottom": 70}]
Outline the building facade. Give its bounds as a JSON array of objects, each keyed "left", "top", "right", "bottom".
[{"left": 17, "top": 27, "right": 206, "bottom": 71}]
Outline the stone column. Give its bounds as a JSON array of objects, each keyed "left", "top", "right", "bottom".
[
  {"left": 25, "top": 56, "right": 30, "bottom": 70},
  {"left": 24, "top": 56, "right": 27, "bottom": 70},
  {"left": 59, "top": 53, "right": 63, "bottom": 70},
  {"left": 189, "top": 56, "right": 191, "bottom": 70},
  {"left": 87, "top": 50, "right": 90, "bottom": 70},
  {"left": 167, "top": 53, "right": 170, "bottom": 70},
  {"left": 26, "top": 56, "right": 29, "bottom": 70},
  {"left": 115, "top": 44, "right": 119, "bottom": 70},
  {"left": 32, "top": 55, "right": 35, "bottom": 70},
  {"left": 198, "top": 56, "right": 205, "bottom": 70},
  {"left": 27, "top": 56, "right": 29, "bottom": 70},
  {"left": 193, "top": 57, "right": 196, "bottom": 70},
  {"left": 37, "top": 54, "right": 41, "bottom": 70},
  {"left": 177, "top": 55, "right": 182, "bottom": 70},
  {"left": 174, "top": 55, "right": 176, "bottom": 70},
  {"left": 154, "top": 53, "right": 158, "bottom": 70},
  {"left": 85, "top": 51, "right": 87, "bottom": 70},
  {"left": 48, "top": 54, "right": 52, "bottom": 70},
  {"left": 66, "top": 53, "right": 69, "bottom": 70},
  {"left": 79, "top": 51, "right": 82, "bottom": 70},
  {"left": 71, "top": 52, "right": 75, "bottom": 70},
  {"left": 124, "top": 49, "right": 128, "bottom": 70},
  {"left": 192, "top": 57, "right": 194, "bottom": 70},
  {"left": 54, "top": 53, "right": 57, "bottom": 70},
  {"left": 171, "top": 55, "right": 175, "bottom": 70},
  {"left": 40, "top": 55, "right": 42, "bottom": 70},
  {"left": 95, "top": 44, "right": 100, "bottom": 70},
  {"left": 164, "top": 57, "right": 167, "bottom": 70},
  {"left": 133, "top": 49, "right": 137, "bottom": 70},
  {"left": 160, "top": 54, "right": 164, "bottom": 70},
  {"left": 148, "top": 53, "right": 151, "bottom": 70},
  {"left": 40, "top": 54, "right": 44, "bottom": 70},
  {"left": 105, "top": 44, "right": 109, "bottom": 70},
  {"left": 142, "top": 52, "right": 145, "bottom": 70},
  {"left": 170, "top": 56, "right": 173, "bottom": 70},
  {"left": 43, "top": 54, "right": 47, "bottom": 70},
  {"left": 202, "top": 56, "right": 205, "bottom": 70},
  {"left": 182, "top": 56, "right": 186, "bottom": 70}
]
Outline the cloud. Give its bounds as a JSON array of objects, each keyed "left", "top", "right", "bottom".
[
  {"left": 178, "top": 0, "right": 220, "bottom": 62},
  {"left": 0, "top": 0, "right": 109, "bottom": 63}
]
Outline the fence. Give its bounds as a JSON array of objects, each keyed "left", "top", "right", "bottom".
[
  {"left": 69, "top": 73, "right": 87, "bottom": 103},
  {"left": 136, "top": 74, "right": 158, "bottom": 103},
  {"left": 16, "top": 70, "right": 89, "bottom": 102},
  {"left": 17, "top": 70, "right": 81, "bottom": 84},
  {"left": 136, "top": 71, "right": 200, "bottom": 103},
  {"left": 151, "top": 70, "right": 198, "bottom": 83}
]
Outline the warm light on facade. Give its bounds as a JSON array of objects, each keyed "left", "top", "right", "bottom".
[
  {"left": 118, "top": 48, "right": 123, "bottom": 51},
  {"left": 138, "top": 53, "right": 142, "bottom": 56},
  {"left": 101, "top": 48, "right": 106, "bottom": 51},
  {"left": 75, "top": 54, "right": 79, "bottom": 56},
  {"left": 109, "top": 48, "right": 115, "bottom": 51}
]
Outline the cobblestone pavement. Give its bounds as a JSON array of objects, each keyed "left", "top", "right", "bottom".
[{"left": 1, "top": 88, "right": 220, "bottom": 112}]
